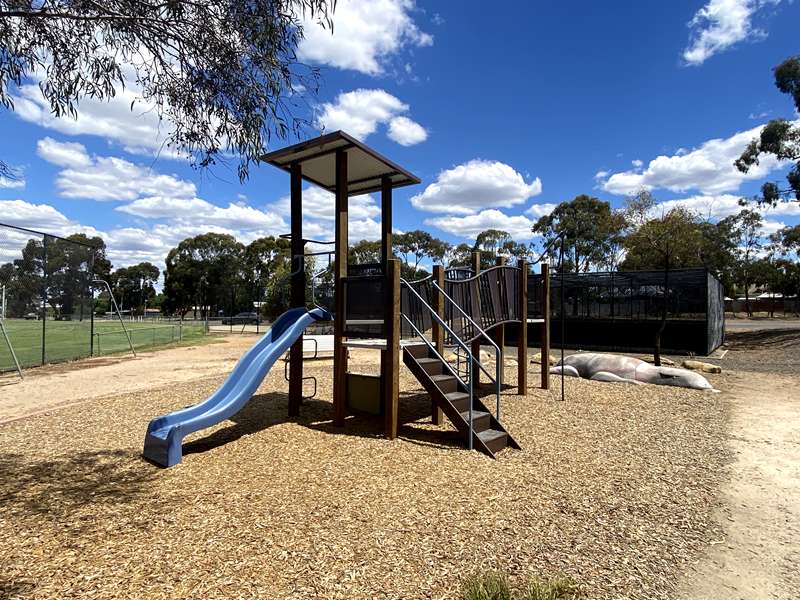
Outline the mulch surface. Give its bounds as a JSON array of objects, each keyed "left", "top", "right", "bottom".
[{"left": 0, "top": 359, "right": 729, "bottom": 599}]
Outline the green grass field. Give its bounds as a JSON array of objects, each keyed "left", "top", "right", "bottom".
[{"left": 0, "top": 318, "right": 206, "bottom": 372}]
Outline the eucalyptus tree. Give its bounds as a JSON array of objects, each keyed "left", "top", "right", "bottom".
[
  {"left": 532, "top": 195, "right": 626, "bottom": 273},
  {"left": 736, "top": 56, "right": 800, "bottom": 204},
  {"left": 623, "top": 191, "right": 703, "bottom": 365},
  {"left": 0, "top": 0, "right": 334, "bottom": 179}
]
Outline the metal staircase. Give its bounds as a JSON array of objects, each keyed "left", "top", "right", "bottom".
[{"left": 400, "top": 280, "right": 519, "bottom": 458}]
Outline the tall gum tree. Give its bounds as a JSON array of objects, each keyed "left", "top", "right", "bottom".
[{"left": 0, "top": 0, "right": 334, "bottom": 180}]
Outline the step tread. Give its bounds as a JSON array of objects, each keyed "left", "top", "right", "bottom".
[
  {"left": 430, "top": 374, "right": 457, "bottom": 383},
  {"left": 416, "top": 357, "right": 441, "bottom": 365},
  {"left": 460, "top": 410, "right": 490, "bottom": 422},
  {"left": 444, "top": 391, "right": 470, "bottom": 402},
  {"left": 477, "top": 429, "right": 507, "bottom": 443}
]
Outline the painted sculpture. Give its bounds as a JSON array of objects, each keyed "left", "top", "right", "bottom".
[{"left": 550, "top": 353, "right": 717, "bottom": 391}]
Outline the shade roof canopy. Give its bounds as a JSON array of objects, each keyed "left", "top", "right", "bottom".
[{"left": 260, "top": 131, "right": 420, "bottom": 196}]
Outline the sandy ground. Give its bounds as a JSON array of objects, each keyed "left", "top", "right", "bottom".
[
  {"left": 677, "top": 370, "right": 800, "bottom": 599},
  {"left": 0, "top": 336, "right": 255, "bottom": 424}
]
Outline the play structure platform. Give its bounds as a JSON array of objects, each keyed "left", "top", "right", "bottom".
[{"left": 142, "top": 131, "right": 550, "bottom": 467}]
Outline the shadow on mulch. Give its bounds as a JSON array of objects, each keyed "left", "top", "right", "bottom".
[
  {"left": 182, "top": 389, "right": 463, "bottom": 458},
  {"left": 0, "top": 579, "right": 37, "bottom": 599},
  {"left": 0, "top": 448, "right": 155, "bottom": 519},
  {"left": 725, "top": 328, "right": 800, "bottom": 350}
]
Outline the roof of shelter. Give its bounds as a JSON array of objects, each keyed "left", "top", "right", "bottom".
[{"left": 260, "top": 131, "right": 420, "bottom": 196}]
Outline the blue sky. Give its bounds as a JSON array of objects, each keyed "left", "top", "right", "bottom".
[{"left": 1, "top": 0, "right": 799, "bottom": 271}]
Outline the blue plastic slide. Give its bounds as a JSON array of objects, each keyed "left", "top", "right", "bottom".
[{"left": 143, "top": 306, "right": 332, "bottom": 467}]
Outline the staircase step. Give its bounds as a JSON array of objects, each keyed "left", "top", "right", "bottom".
[
  {"left": 405, "top": 343, "right": 430, "bottom": 359},
  {"left": 416, "top": 357, "right": 443, "bottom": 376},
  {"left": 430, "top": 374, "right": 459, "bottom": 393},
  {"left": 477, "top": 429, "right": 508, "bottom": 454},
  {"left": 460, "top": 410, "right": 491, "bottom": 432},
  {"left": 444, "top": 391, "right": 471, "bottom": 411}
]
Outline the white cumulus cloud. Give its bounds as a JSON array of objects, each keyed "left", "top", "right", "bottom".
[
  {"left": 425, "top": 209, "right": 537, "bottom": 241},
  {"left": 683, "top": 0, "right": 782, "bottom": 65},
  {"left": 316, "top": 89, "right": 427, "bottom": 145},
  {"left": 297, "top": 0, "right": 432, "bottom": 75},
  {"left": 596, "top": 123, "right": 788, "bottom": 196},
  {"left": 117, "top": 197, "right": 288, "bottom": 232},
  {"left": 0, "top": 176, "right": 25, "bottom": 190},
  {"left": 36, "top": 138, "right": 196, "bottom": 201},
  {"left": 387, "top": 116, "right": 428, "bottom": 146},
  {"left": 13, "top": 77, "right": 179, "bottom": 159},
  {"left": 411, "top": 160, "right": 542, "bottom": 214}
]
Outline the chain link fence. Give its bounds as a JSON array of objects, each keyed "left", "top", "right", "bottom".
[{"left": 0, "top": 223, "right": 205, "bottom": 373}]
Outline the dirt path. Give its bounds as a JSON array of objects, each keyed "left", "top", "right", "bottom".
[
  {"left": 679, "top": 370, "right": 800, "bottom": 599},
  {"left": 0, "top": 335, "right": 255, "bottom": 424}
]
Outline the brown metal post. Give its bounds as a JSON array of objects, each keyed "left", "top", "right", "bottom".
[
  {"left": 384, "top": 258, "right": 401, "bottom": 439},
  {"left": 431, "top": 264, "right": 445, "bottom": 425},
  {"left": 288, "top": 162, "right": 304, "bottom": 416},
  {"left": 494, "top": 256, "right": 506, "bottom": 387},
  {"left": 471, "top": 251, "right": 481, "bottom": 387},
  {"left": 333, "top": 150, "right": 349, "bottom": 426},
  {"left": 518, "top": 259, "right": 528, "bottom": 395},
  {"left": 541, "top": 262, "right": 551, "bottom": 390}
]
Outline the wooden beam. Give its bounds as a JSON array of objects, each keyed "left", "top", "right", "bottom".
[
  {"left": 541, "top": 263, "right": 551, "bottom": 390},
  {"left": 431, "top": 264, "right": 445, "bottom": 425},
  {"left": 517, "top": 259, "right": 528, "bottom": 395},
  {"left": 381, "top": 175, "right": 392, "bottom": 267},
  {"left": 333, "top": 150, "right": 349, "bottom": 426},
  {"left": 288, "top": 162, "right": 304, "bottom": 417},
  {"left": 471, "top": 251, "right": 481, "bottom": 388},
  {"left": 384, "top": 258, "right": 401, "bottom": 439}
]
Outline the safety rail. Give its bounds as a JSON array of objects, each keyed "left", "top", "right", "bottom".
[
  {"left": 433, "top": 281, "right": 502, "bottom": 421},
  {"left": 400, "top": 278, "right": 499, "bottom": 450},
  {"left": 400, "top": 278, "right": 476, "bottom": 450}
]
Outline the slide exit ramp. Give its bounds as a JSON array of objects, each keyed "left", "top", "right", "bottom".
[{"left": 143, "top": 306, "right": 332, "bottom": 467}]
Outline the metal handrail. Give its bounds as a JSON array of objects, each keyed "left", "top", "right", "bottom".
[
  {"left": 433, "top": 281, "right": 502, "bottom": 420},
  {"left": 401, "top": 278, "right": 475, "bottom": 450}
]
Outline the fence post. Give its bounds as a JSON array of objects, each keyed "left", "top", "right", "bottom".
[
  {"left": 89, "top": 281, "right": 95, "bottom": 356},
  {"left": 517, "top": 259, "right": 528, "bottom": 395},
  {"left": 41, "top": 235, "right": 48, "bottom": 366},
  {"left": 541, "top": 263, "right": 551, "bottom": 390}
]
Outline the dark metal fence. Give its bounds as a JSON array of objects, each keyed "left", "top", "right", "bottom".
[{"left": 525, "top": 267, "right": 725, "bottom": 355}]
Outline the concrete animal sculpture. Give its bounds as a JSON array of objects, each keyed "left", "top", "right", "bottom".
[{"left": 551, "top": 353, "right": 717, "bottom": 391}]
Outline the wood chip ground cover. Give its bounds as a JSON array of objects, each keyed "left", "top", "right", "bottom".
[{"left": 0, "top": 360, "right": 729, "bottom": 599}]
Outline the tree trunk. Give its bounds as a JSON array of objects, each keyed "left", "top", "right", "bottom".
[
  {"left": 744, "top": 279, "right": 751, "bottom": 317},
  {"left": 654, "top": 264, "right": 670, "bottom": 367}
]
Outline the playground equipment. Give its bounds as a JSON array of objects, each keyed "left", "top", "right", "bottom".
[
  {"left": 143, "top": 131, "right": 550, "bottom": 466},
  {"left": 143, "top": 307, "right": 331, "bottom": 466}
]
